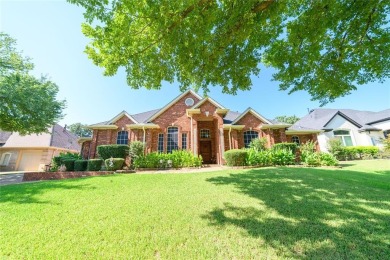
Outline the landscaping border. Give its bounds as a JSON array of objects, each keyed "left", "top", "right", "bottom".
[{"left": 23, "top": 171, "right": 115, "bottom": 181}]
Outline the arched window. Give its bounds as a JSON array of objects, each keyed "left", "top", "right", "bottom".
[
  {"left": 167, "top": 127, "right": 179, "bottom": 153},
  {"left": 291, "top": 136, "right": 300, "bottom": 145},
  {"left": 243, "top": 131, "right": 259, "bottom": 148},
  {"left": 116, "top": 131, "right": 128, "bottom": 145}
]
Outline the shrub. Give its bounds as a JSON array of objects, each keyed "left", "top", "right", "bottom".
[
  {"left": 303, "top": 153, "right": 321, "bottom": 166},
  {"left": 270, "top": 149, "right": 295, "bottom": 166},
  {"left": 133, "top": 150, "right": 202, "bottom": 169},
  {"left": 51, "top": 152, "right": 81, "bottom": 171},
  {"left": 383, "top": 136, "right": 390, "bottom": 151},
  {"left": 246, "top": 148, "right": 260, "bottom": 166},
  {"left": 258, "top": 150, "right": 273, "bottom": 166},
  {"left": 87, "top": 159, "right": 103, "bottom": 171},
  {"left": 272, "top": 143, "right": 297, "bottom": 154},
  {"left": 319, "top": 153, "right": 338, "bottom": 166},
  {"left": 74, "top": 160, "right": 88, "bottom": 171},
  {"left": 97, "top": 145, "right": 129, "bottom": 160},
  {"left": 327, "top": 138, "right": 345, "bottom": 160},
  {"left": 344, "top": 146, "right": 379, "bottom": 160},
  {"left": 300, "top": 140, "right": 317, "bottom": 162},
  {"left": 105, "top": 158, "right": 125, "bottom": 171},
  {"left": 224, "top": 149, "right": 248, "bottom": 166},
  {"left": 129, "top": 141, "right": 145, "bottom": 159},
  {"left": 62, "top": 159, "right": 75, "bottom": 171},
  {"left": 249, "top": 137, "right": 268, "bottom": 151}
]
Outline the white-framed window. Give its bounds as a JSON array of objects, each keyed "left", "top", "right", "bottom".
[
  {"left": 244, "top": 131, "right": 259, "bottom": 148},
  {"left": 158, "top": 133, "right": 164, "bottom": 153},
  {"left": 291, "top": 136, "right": 300, "bottom": 145},
  {"left": 333, "top": 130, "right": 353, "bottom": 146},
  {"left": 167, "top": 127, "right": 179, "bottom": 153},
  {"left": 117, "top": 131, "right": 129, "bottom": 145},
  {"left": 0, "top": 153, "right": 12, "bottom": 166},
  {"left": 200, "top": 129, "right": 210, "bottom": 139},
  {"left": 182, "top": 133, "right": 188, "bottom": 150}
]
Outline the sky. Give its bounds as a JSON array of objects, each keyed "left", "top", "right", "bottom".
[{"left": 1, "top": 0, "right": 389, "bottom": 126}]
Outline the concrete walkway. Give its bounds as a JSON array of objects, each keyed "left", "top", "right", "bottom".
[{"left": 0, "top": 173, "right": 24, "bottom": 186}]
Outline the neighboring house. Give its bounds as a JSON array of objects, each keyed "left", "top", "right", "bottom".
[
  {"left": 291, "top": 108, "right": 390, "bottom": 152},
  {"left": 0, "top": 124, "right": 80, "bottom": 172},
  {"left": 79, "top": 90, "right": 320, "bottom": 164}
]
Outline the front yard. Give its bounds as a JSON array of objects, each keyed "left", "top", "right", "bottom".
[{"left": 1, "top": 160, "right": 389, "bottom": 258}]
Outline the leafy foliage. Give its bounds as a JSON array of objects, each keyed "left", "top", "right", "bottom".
[
  {"left": 383, "top": 136, "right": 390, "bottom": 151},
  {"left": 51, "top": 152, "right": 81, "bottom": 171},
  {"left": 87, "top": 159, "right": 103, "bottom": 171},
  {"left": 274, "top": 115, "right": 300, "bottom": 124},
  {"left": 249, "top": 137, "right": 268, "bottom": 151},
  {"left": 105, "top": 158, "right": 125, "bottom": 171},
  {"left": 0, "top": 33, "right": 65, "bottom": 134},
  {"left": 74, "top": 160, "right": 88, "bottom": 171},
  {"left": 129, "top": 141, "right": 145, "bottom": 160},
  {"left": 133, "top": 150, "right": 202, "bottom": 169},
  {"left": 269, "top": 149, "right": 295, "bottom": 166},
  {"left": 299, "top": 140, "right": 317, "bottom": 162},
  {"left": 224, "top": 149, "right": 248, "bottom": 166},
  {"left": 68, "top": 0, "right": 389, "bottom": 104},
  {"left": 68, "top": 123, "right": 92, "bottom": 137},
  {"left": 62, "top": 159, "right": 76, "bottom": 171},
  {"left": 272, "top": 142, "right": 298, "bottom": 154},
  {"left": 97, "top": 144, "right": 129, "bottom": 160}
]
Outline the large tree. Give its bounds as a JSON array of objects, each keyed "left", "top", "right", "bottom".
[
  {"left": 0, "top": 33, "right": 65, "bottom": 135},
  {"left": 69, "top": 0, "right": 389, "bottom": 104},
  {"left": 275, "top": 115, "right": 300, "bottom": 124},
  {"left": 68, "top": 122, "right": 92, "bottom": 137}
]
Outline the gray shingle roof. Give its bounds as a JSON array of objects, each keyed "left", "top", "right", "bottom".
[
  {"left": 291, "top": 108, "right": 390, "bottom": 131},
  {"left": 132, "top": 109, "right": 161, "bottom": 123},
  {"left": 50, "top": 124, "right": 81, "bottom": 151},
  {"left": 0, "top": 131, "right": 12, "bottom": 145},
  {"left": 223, "top": 111, "right": 242, "bottom": 124}
]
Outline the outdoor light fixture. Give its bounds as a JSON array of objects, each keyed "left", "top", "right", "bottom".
[{"left": 205, "top": 111, "right": 210, "bottom": 117}]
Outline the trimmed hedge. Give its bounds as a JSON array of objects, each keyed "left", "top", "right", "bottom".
[
  {"left": 97, "top": 145, "right": 129, "bottom": 160},
  {"left": 74, "top": 160, "right": 88, "bottom": 171},
  {"left": 105, "top": 158, "right": 125, "bottom": 171},
  {"left": 133, "top": 150, "right": 202, "bottom": 169},
  {"left": 87, "top": 159, "right": 103, "bottom": 171},
  {"left": 62, "top": 159, "right": 75, "bottom": 171},
  {"left": 272, "top": 143, "right": 298, "bottom": 154},
  {"left": 224, "top": 149, "right": 248, "bottom": 166},
  {"left": 344, "top": 146, "right": 379, "bottom": 160}
]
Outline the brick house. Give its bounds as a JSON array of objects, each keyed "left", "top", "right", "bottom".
[{"left": 79, "top": 90, "right": 320, "bottom": 164}]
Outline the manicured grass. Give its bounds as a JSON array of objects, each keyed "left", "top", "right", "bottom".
[{"left": 1, "top": 160, "right": 389, "bottom": 258}]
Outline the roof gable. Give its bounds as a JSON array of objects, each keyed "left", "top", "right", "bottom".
[
  {"left": 191, "top": 97, "right": 225, "bottom": 109},
  {"left": 324, "top": 111, "right": 362, "bottom": 128},
  {"left": 232, "top": 108, "right": 272, "bottom": 125},
  {"left": 147, "top": 89, "right": 202, "bottom": 122},
  {"left": 107, "top": 111, "right": 138, "bottom": 125}
]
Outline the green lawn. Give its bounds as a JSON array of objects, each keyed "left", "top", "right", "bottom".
[{"left": 1, "top": 160, "right": 389, "bottom": 259}]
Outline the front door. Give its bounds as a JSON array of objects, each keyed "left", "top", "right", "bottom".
[{"left": 199, "top": 140, "right": 212, "bottom": 164}]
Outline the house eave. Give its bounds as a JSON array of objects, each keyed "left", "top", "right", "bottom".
[
  {"left": 87, "top": 125, "right": 118, "bottom": 130},
  {"left": 260, "top": 124, "right": 291, "bottom": 129},
  {"left": 186, "top": 109, "right": 201, "bottom": 116},
  {"left": 126, "top": 124, "right": 160, "bottom": 129},
  {"left": 78, "top": 137, "right": 92, "bottom": 144},
  {"left": 223, "top": 124, "right": 245, "bottom": 130},
  {"left": 285, "top": 130, "right": 323, "bottom": 135}
]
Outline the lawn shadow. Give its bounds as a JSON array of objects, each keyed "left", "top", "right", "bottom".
[
  {"left": 0, "top": 175, "right": 103, "bottom": 204},
  {"left": 204, "top": 167, "right": 390, "bottom": 259}
]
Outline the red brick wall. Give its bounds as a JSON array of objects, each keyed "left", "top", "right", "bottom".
[
  {"left": 287, "top": 134, "right": 320, "bottom": 151},
  {"left": 152, "top": 92, "right": 201, "bottom": 152},
  {"left": 81, "top": 141, "right": 91, "bottom": 159}
]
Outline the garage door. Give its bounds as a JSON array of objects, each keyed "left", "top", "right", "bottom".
[{"left": 17, "top": 151, "right": 42, "bottom": 171}]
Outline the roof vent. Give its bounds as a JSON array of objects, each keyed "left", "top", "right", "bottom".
[{"left": 185, "top": 98, "right": 194, "bottom": 106}]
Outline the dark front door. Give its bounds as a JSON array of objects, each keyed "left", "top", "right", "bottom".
[{"left": 199, "top": 140, "right": 212, "bottom": 164}]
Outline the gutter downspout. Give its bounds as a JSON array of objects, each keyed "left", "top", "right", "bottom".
[
  {"left": 142, "top": 126, "right": 146, "bottom": 155},
  {"left": 190, "top": 116, "right": 193, "bottom": 154},
  {"left": 229, "top": 127, "right": 232, "bottom": 150}
]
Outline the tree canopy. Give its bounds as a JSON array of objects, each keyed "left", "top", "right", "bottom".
[
  {"left": 275, "top": 115, "right": 300, "bottom": 124},
  {"left": 68, "top": 123, "right": 92, "bottom": 137},
  {"left": 69, "top": 0, "right": 389, "bottom": 104},
  {"left": 0, "top": 33, "right": 65, "bottom": 135}
]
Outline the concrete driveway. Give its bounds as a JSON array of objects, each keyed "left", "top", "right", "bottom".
[{"left": 0, "top": 173, "right": 24, "bottom": 185}]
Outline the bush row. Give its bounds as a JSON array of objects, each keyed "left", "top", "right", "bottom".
[
  {"left": 328, "top": 139, "right": 379, "bottom": 160},
  {"left": 225, "top": 148, "right": 295, "bottom": 166},
  {"left": 133, "top": 150, "right": 202, "bottom": 169}
]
